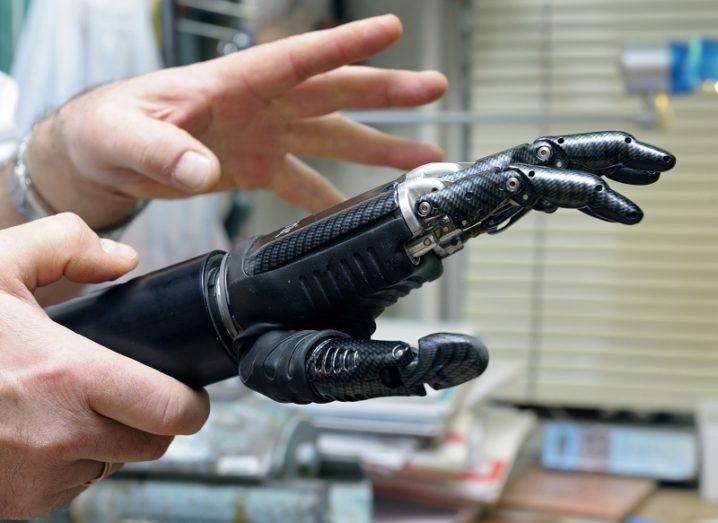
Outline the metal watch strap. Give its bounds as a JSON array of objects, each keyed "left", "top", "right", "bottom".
[
  {"left": 5, "top": 134, "right": 57, "bottom": 221},
  {"left": 5, "top": 133, "right": 147, "bottom": 240}
]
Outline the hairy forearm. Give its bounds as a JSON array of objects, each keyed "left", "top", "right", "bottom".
[
  {"left": 27, "top": 117, "right": 138, "bottom": 229},
  {"left": 2, "top": 114, "right": 139, "bottom": 230}
]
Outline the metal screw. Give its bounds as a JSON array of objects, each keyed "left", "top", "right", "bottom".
[
  {"left": 393, "top": 346, "right": 407, "bottom": 360},
  {"left": 536, "top": 145, "right": 552, "bottom": 161},
  {"left": 417, "top": 201, "right": 432, "bottom": 216},
  {"left": 423, "top": 238, "right": 432, "bottom": 246},
  {"left": 506, "top": 176, "right": 521, "bottom": 193}
]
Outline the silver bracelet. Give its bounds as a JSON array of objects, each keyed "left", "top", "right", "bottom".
[{"left": 4, "top": 132, "right": 147, "bottom": 240}]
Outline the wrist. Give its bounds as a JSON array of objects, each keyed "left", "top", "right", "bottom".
[{"left": 25, "top": 118, "right": 139, "bottom": 230}]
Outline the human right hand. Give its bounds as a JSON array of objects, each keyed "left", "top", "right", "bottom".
[
  {"left": 27, "top": 15, "right": 448, "bottom": 229},
  {"left": 0, "top": 214, "right": 210, "bottom": 518}
]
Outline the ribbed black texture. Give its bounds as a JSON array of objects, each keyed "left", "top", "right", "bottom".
[
  {"left": 244, "top": 193, "right": 398, "bottom": 275},
  {"left": 306, "top": 332, "right": 489, "bottom": 402}
]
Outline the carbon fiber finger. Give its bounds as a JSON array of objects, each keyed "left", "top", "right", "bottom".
[
  {"left": 589, "top": 184, "right": 644, "bottom": 224},
  {"left": 510, "top": 164, "right": 643, "bottom": 224},
  {"left": 600, "top": 166, "right": 661, "bottom": 185}
]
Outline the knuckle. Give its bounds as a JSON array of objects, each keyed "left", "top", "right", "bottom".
[
  {"left": 26, "top": 426, "right": 76, "bottom": 463},
  {"left": 52, "top": 211, "right": 86, "bottom": 232},
  {"left": 50, "top": 212, "right": 96, "bottom": 246},
  {"left": 71, "top": 99, "right": 115, "bottom": 144},
  {"left": 137, "top": 140, "right": 165, "bottom": 178},
  {"left": 25, "top": 361, "right": 79, "bottom": 392}
]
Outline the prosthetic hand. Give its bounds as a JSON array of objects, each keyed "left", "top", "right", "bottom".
[{"left": 48, "top": 131, "right": 675, "bottom": 404}]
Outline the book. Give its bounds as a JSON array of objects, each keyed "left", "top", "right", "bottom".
[
  {"left": 542, "top": 421, "right": 697, "bottom": 481},
  {"left": 498, "top": 469, "right": 656, "bottom": 521}
]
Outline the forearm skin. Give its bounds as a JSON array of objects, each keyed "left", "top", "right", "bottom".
[{"left": 27, "top": 118, "right": 138, "bottom": 230}]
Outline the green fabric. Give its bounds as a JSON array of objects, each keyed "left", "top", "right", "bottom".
[{"left": 0, "top": 0, "right": 30, "bottom": 73}]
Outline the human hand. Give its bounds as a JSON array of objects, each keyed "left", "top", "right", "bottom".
[
  {"left": 28, "top": 15, "right": 447, "bottom": 228},
  {"left": 0, "top": 214, "right": 210, "bottom": 518}
]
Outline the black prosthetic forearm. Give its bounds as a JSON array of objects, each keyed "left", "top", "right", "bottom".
[{"left": 47, "top": 130, "right": 676, "bottom": 404}]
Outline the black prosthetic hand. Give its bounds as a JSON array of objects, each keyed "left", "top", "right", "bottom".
[{"left": 47, "top": 131, "right": 675, "bottom": 404}]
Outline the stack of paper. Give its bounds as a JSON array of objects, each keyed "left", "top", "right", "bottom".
[{"left": 369, "top": 407, "right": 536, "bottom": 507}]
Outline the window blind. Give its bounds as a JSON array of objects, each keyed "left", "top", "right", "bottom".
[{"left": 466, "top": 0, "right": 718, "bottom": 411}]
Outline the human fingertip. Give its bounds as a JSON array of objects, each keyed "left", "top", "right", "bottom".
[
  {"left": 424, "top": 143, "right": 445, "bottom": 162},
  {"left": 375, "top": 14, "right": 403, "bottom": 36},
  {"left": 420, "top": 70, "right": 449, "bottom": 93},
  {"left": 100, "top": 239, "right": 139, "bottom": 262},
  {"left": 172, "top": 151, "right": 215, "bottom": 192}
]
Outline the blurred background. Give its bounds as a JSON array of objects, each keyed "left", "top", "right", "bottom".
[{"left": 2, "top": 0, "right": 717, "bottom": 522}]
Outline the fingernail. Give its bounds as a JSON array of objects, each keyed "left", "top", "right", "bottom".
[
  {"left": 172, "top": 151, "right": 212, "bottom": 191},
  {"left": 100, "top": 239, "right": 138, "bottom": 260},
  {"left": 376, "top": 14, "right": 402, "bottom": 34},
  {"left": 425, "top": 143, "right": 444, "bottom": 161},
  {"left": 420, "top": 70, "right": 449, "bottom": 90}
]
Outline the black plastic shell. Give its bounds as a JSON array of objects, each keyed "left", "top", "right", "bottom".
[{"left": 226, "top": 213, "right": 444, "bottom": 345}]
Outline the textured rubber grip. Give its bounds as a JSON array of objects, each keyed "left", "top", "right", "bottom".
[
  {"left": 238, "top": 330, "right": 346, "bottom": 404},
  {"left": 244, "top": 192, "right": 398, "bottom": 275}
]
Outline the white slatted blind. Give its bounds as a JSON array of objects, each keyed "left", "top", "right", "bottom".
[{"left": 466, "top": 0, "right": 718, "bottom": 411}]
